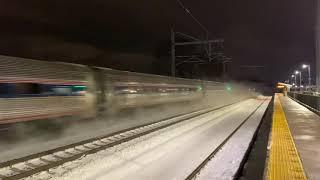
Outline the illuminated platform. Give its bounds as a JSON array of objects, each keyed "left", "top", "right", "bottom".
[{"left": 267, "top": 94, "right": 320, "bottom": 179}]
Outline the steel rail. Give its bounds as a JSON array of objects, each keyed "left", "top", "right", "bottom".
[
  {"left": 185, "top": 98, "right": 268, "bottom": 180},
  {"left": 0, "top": 100, "right": 248, "bottom": 180}
]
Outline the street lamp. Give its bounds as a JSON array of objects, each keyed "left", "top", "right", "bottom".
[
  {"left": 302, "top": 64, "right": 311, "bottom": 87},
  {"left": 295, "top": 70, "right": 302, "bottom": 92},
  {"left": 291, "top": 74, "right": 296, "bottom": 85}
]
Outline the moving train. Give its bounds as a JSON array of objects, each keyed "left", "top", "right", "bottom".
[{"left": 0, "top": 55, "right": 207, "bottom": 125}]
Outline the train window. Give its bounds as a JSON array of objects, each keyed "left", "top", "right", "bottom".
[
  {"left": 0, "top": 83, "right": 86, "bottom": 97},
  {"left": 38, "top": 84, "right": 55, "bottom": 95},
  {"left": 52, "top": 86, "right": 72, "bottom": 95},
  {"left": 143, "top": 87, "right": 152, "bottom": 94},
  {"left": 0, "top": 83, "right": 42, "bottom": 97},
  {"left": 0, "top": 83, "right": 12, "bottom": 97},
  {"left": 15, "top": 83, "right": 41, "bottom": 95},
  {"left": 40, "top": 85, "right": 86, "bottom": 96},
  {"left": 114, "top": 86, "right": 139, "bottom": 95},
  {"left": 158, "top": 88, "right": 167, "bottom": 93},
  {"left": 165, "top": 87, "right": 179, "bottom": 93}
]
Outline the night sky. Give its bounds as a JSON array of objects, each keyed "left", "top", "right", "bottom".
[{"left": 0, "top": 0, "right": 316, "bottom": 83}]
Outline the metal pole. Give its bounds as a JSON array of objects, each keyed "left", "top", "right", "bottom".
[
  {"left": 171, "top": 28, "right": 176, "bottom": 77},
  {"left": 300, "top": 72, "right": 302, "bottom": 92},
  {"left": 223, "top": 62, "right": 226, "bottom": 76},
  {"left": 308, "top": 66, "right": 311, "bottom": 87},
  {"left": 316, "top": 0, "right": 320, "bottom": 92},
  {"left": 208, "top": 42, "right": 211, "bottom": 61},
  {"left": 294, "top": 75, "right": 298, "bottom": 91}
]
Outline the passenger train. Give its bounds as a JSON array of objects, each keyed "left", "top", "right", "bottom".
[{"left": 0, "top": 55, "right": 207, "bottom": 125}]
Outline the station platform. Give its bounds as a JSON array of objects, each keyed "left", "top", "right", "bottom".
[{"left": 267, "top": 94, "right": 320, "bottom": 179}]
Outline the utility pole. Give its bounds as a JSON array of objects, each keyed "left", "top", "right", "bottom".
[
  {"left": 302, "top": 64, "right": 311, "bottom": 88},
  {"left": 222, "top": 62, "right": 226, "bottom": 75},
  {"left": 316, "top": 0, "right": 320, "bottom": 91},
  {"left": 308, "top": 65, "right": 311, "bottom": 87},
  {"left": 300, "top": 72, "right": 302, "bottom": 92},
  {"left": 171, "top": 0, "right": 231, "bottom": 78},
  {"left": 170, "top": 29, "right": 225, "bottom": 78},
  {"left": 171, "top": 28, "right": 176, "bottom": 77}
]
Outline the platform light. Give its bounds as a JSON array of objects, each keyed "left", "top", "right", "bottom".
[
  {"left": 295, "top": 70, "right": 300, "bottom": 74},
  {"left": 300, "top": 85, "right": 304, "bottom": 88},
  {"left": 291, "top": 75, "right": 295, "bottom": 78},
  {"left": 301, "top": 64, "right": 311, "bottom": 87}
]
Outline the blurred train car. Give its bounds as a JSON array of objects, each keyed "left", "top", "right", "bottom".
[
  {"left": 0, "top": 56, "right": 96, "bottom": 124},
  {"left": 93, "top": 68, "right": 204, "bottom": 113},
  {"left": 0, "top": 55, "right": 206, "bottom": 125}
]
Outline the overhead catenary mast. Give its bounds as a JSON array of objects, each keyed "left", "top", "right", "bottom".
[
  {"left": 316, "top": 0, "right": 320, "bottom": 91},
  {"left": 171, "top": 0, "right": 230, "bottom": 77}
]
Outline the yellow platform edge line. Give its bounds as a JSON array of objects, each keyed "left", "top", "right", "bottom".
[{"left": 267, "top": 93, "right": 307, "bottom": 180}]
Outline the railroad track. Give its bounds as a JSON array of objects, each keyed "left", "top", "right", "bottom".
[
  {"left": 186, "top": 97, "right": 268, "bottom": 180},
  {"left": 0, "top": 100, "right": 247, "bottom": 180}
]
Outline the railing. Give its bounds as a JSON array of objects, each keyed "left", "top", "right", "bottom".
[{"left": 287, "top": 91, "right": 320, "bottom": 111}]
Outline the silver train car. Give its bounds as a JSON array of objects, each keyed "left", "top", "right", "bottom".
[
  {"left": 0, "top": 56, "right": 96, "bottom": 124},
  {"left": 94, "top": 67, "right": 204, "bottom": 111},
  {"left": 0, "top": 55, "right": 205, "bottom": 124}
]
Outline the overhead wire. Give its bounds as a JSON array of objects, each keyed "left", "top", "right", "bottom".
[{"left": 175, "top": 0, "right": 210, "bottom": 37}]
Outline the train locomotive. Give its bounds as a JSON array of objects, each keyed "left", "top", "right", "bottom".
[{"left": 0, "top": 55, "right": 205, "bottom": 125}]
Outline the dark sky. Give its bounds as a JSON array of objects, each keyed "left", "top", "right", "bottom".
[{"left": 0, "top": 0, "right": 316, "bottom": 83}]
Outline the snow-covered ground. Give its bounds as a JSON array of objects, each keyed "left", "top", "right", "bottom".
[
  {"left": 0, "top": 90, "right": 251, "bottom": 164},
  {"left": 195, "top": 96, "right": 271, "bottom": 180},
  {"left": 25, "top": 97, "right": 269, "bottom": 180}
]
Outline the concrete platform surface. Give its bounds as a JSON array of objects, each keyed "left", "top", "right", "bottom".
[{"left": 280, "top": 95, "right": 320, "bottom": 179}]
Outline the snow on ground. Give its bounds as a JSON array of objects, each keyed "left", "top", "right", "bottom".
[
  {"left": 25, "top": 98, "right": 267, "bottom": 180},
  {"left": 195, "top": 97, "right": 271, "bottom": 180},
  {"left": 0, "top": 90, "right": 250, "bottom": 164}
]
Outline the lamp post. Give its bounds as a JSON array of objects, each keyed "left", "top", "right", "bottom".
[
  {"left": 302, "top": 64, "right": 311, "bottom": 88},
  {"left": 295, "top": 70, "right": 302, "bottom": 92},
  {"left": 292, "top": 74, "right": 297, "bottom": 91},
  {"left": 291, "top": 74, "right": 296, "bottom": 85}
]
